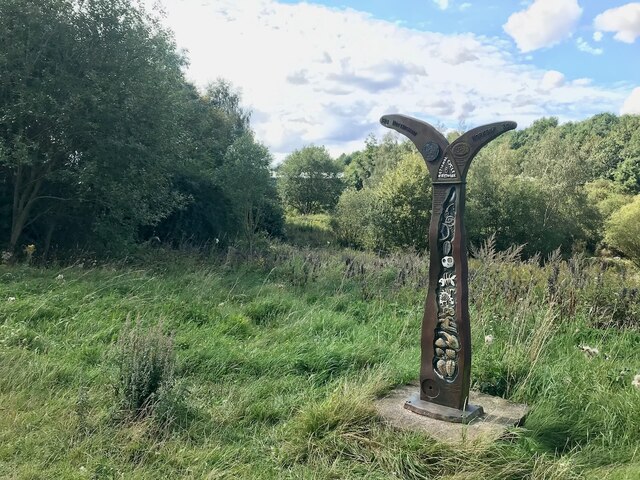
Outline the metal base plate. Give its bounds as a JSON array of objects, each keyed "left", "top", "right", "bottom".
[{"left": 404, "top": 394, "right": 484, "bottom": 424}]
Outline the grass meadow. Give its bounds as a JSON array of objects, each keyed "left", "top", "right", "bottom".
[{"left": 1, "top": 241, "right": 639, "bottom": 479}]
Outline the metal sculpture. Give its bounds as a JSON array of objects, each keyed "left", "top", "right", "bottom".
[{"left": 380, "top": 114, "right": 516, "bottom": 423}]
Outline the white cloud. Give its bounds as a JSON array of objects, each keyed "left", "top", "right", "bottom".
[
  {"left": 621, "top": 87, "right": 640, "bottom": 114},
  {"left": 459, "top": 3, "right": 472, "bottom": 11},
  {"left": 503, "top": 0, "right": 583, "bottom": 52},
  {"left": 576, "top": 37, "right": 604, "bottom": 55},
  {"left": 540, "top": 70, "right": 565, "bottom": 90},
  {"left": 593, "top": 31, "right": 603, "bottom": 42},
  {"left": 594, "top": 3, "right": 640, "bottom": 44},
  {"left": 573, "top": 78, "right": 592, "bottom": 86},
  {"left": 150, "top": 0, "right": 631, "bottom": 159},
  {"left": 433, "top": 0, "right": 450, "bottom": 10}
]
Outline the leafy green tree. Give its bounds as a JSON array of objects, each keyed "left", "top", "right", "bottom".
[
  {"left": 154, "top": 81, "right": 257, "bottom": 246},
  {"left": 278, "top": 145, "right": 344, "bottom": 214},
  {"left": 219, "top": 134, "right": 283, "bottom": 249},
  {"left": 342, "top": 135, "right": 376, "bottom": 190},
  {"left": 342, "top": 133, "right": 413, "bottom": 190},
  {"left": 468, "top": 175, "right": 597, "bottom": 256},
  {"left": 510, "top": 117, "right": 559, "bottom": 150},
  {"left": 0, "top": 0, "right": 187, "bottom": 254},
  {"left": 610, "top": 116, "right": 640, "bottom": 193}
]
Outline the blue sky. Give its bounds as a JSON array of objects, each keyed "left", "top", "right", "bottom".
[
  {"left": 153, "top": 0, "right": 640, "bottom": 159},
  {"left": 285, "top": 0, "right": 640, "bottom": 83}
]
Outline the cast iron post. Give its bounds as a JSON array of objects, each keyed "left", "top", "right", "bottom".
[{"left": 380, "top": 114, "right": 516, "bottom": 423}]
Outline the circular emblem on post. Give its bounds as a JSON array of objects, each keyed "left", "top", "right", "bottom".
[
  {"left": 421, "top": 379, "right": 440, "bottom": 399},
  {"left": 423, "top": 142, "right": 440, "bottom": 162},
  {"left": 452, "top": 142, "right": 470, "bottom": 157}
]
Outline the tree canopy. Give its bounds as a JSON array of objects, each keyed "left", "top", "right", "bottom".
[
  {"left": 0, "top": 0, "right": 282, "bottom": 258},
  {"left": 333, "top": 114, "right": 640, "bottom": 257},
  {"left": 278, "top": 145, "right": 344, "bottom": 215}
]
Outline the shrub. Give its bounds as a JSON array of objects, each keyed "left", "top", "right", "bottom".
[
  {"left": 605, "top": 195, "right": 640, "bottom": 266},
  {"left": 115, "top": 317, "right": 176, "bottom": 419},
  {"left": 332, "top": 188, "right": 377, "bottom": 249},
  {"left": 333, "top": 153, "right": 431, "bottom": 252},
  {"left": 370, "top": 153, "right": 431, "bottom": 251}
]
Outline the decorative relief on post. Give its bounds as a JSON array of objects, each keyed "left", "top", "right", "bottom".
[
  {"left": 423, "top": 142, "right": 440, "bottom": 162},
  {"left": 433, "top": 187, "right": 460, "bottom": 381},
  {"left": 451, "top": 142, "right": 470, "bottom": 157},
  {"left": 437, "top": 157, "right": 457, "bottom": 179}
]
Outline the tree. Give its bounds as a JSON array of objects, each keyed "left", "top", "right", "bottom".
[
  {"left": 278, "top": 145, "right": 344, "bottom": 214},
  {"left": 153, "top": 81, "right": 252, "bottom": 246},
  {"left": 611, "top": 116, "right": 640, "bottom": 193},
  {"left": 0, "top": 0, "right": 187, "bottom": 254},
  {"left": 586, "top": 179, "right": 633, "bottom": 216},
  {"left": 342, "top": 133, "right": 413, "bottom": 190},
  {"left": 153, "top": 81, "right": 283, "bottom": 247},
  {"left": 218, "top": 134, "right": 283, "bottom": 250}
]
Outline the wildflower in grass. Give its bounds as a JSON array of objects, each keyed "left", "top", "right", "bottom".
[
  {"left": 56, "top": 274, "right": 64, "bottom": 281},
  {"left": 484, "top": 334, "right": 494, "bottom": 345},
  {"left": 579, "top": 344, "right": 599, "bottom": 357},
  {"left": 7, "top": 297, "right": 16, "bottom": 302},
  {"left": 632, "top": 374, "right": 640, "bottom": 389},
  {"left": 218, "top": 302, "right": 225, "bottom": 307}
]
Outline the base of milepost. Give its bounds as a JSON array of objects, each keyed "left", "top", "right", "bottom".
[{"left": 404, "top": 392, "right": 484, "bottom": 424}]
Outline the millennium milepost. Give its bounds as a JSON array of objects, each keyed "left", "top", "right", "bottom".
[{"left": 381, "top": 114, "right": 516, "bottom": 423}]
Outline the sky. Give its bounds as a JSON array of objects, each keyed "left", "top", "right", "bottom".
[{"left": 150, "top": 0, "right": 640, "bottom": 160}]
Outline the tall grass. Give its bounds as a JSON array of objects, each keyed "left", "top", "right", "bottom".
[{"left": 0, "top": 242, "right": 638, "bottom": 478}]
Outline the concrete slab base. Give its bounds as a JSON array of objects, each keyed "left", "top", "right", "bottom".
[
  {"left": 376, "top": 384, "right": 529, "bottom": 444},
  {"left": 405, "top": 394, "right": 484, "bottom": 424}
]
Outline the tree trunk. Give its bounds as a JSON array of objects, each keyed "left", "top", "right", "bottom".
[
  {"left": 42, "top": 221, "right": 56, "bottom": 262},
  {"left": 9, "top": 168, "right": 46, "bottom": 253}
]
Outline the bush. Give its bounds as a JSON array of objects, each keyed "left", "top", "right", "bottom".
[
  {"left": 333, "top": 153, "right": 431, "bottom": 252},
  {"left": 605, "top": 195, "right": 640, "bottom": 266},
  {"left": 332, "top": 189, "right": 377, "bottom": 249},
  {"left": 370, "top": 153, "right": 431, "bottom": 251},
  {"left": 467, "top": 168, "right": 600, "bottom": 257},
  {"left": 115, "top": 318, "right": 176, "bottom": 419}
]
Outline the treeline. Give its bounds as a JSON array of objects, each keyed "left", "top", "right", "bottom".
[
  {"left": 0, "top": 0, "right": 282, "bottom": 259},
  {"left": 279, "top": 115, "right": 640, "bottom": 261},
  {"left": 3, "top": 1, "right": 639, "bottom": 264}
]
